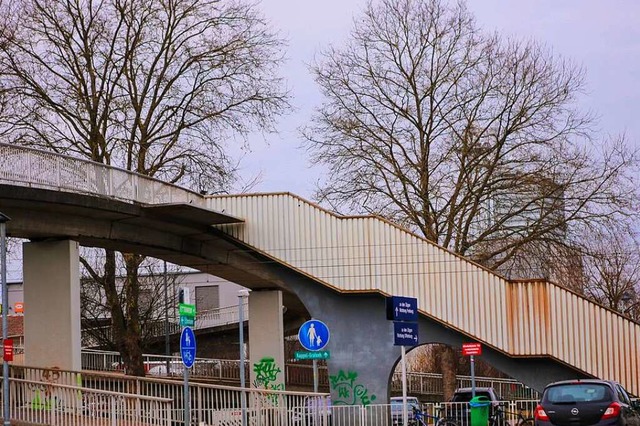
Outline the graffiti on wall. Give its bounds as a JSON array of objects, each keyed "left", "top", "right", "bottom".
[
  {"left": 253, "top": 357, "right": 283, "bottom": 390},
  {"left": 329, "top": 370, "right": 377, "bottom": 406}
]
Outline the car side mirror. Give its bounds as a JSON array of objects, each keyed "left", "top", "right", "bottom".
[{"left": 631, "top": 399, "right": 640, "bottom": 410}]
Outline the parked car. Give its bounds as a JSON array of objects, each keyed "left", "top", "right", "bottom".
[
  {"left": 292, "top": 395, "right": 332, "bottom": 425},
  {"left": 390, "top": 396, "right": 421, "bottom": 426},
  {"left": 447, "top": 387, "right": 504, "bottom": 426},
  {"left": 535, "top": 379, "right": 640, "bottom": 426}
]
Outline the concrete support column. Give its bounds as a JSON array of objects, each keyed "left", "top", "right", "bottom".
[
  {"left": 248, "top": 290, "right": 285, "bottom": 390},
  {"left": 23, "top": 240, "right": 81, "bottom": 371}
]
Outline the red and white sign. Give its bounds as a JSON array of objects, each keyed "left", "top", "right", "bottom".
[
  {"left": 14, "top": 302, "right": 24, "bottom": 314},
  {"left": 3, "top": 339, "right": 13, "bottom": 362},
  {"left": 462, "top": 342, "right": 482, "bottom": 356}
]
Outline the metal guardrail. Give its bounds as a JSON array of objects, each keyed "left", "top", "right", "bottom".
[
  {"left": 78, "top": 349, "right": 539, "bottom": 400},
  {"left": 2, "top": 363, "right": 539, "bottom": 426},
  {"left": 8, "top": 365, "right": 330, "bottom": 426},
  {"left": 0, "top": 142, "right": 208, "bottom": 208},
  {"left": 81, "top": 303, "right": 249, "bottom": 348},
  {"left": 2, "top": 375, "right": 173, "bottom": 425}
]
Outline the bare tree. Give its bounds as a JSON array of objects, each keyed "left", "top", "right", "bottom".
[
  {"left": 579, "top": 225, "right": 640, "bottom": 317},
  {"left": 0, "top": 0, "right": 289, "bottom": 375},
  {"left": 303, "top": 0, "right": 639, "bottom": 397},
  {"left": 80, "top": 252, "right": 183, "bottom": 354}
]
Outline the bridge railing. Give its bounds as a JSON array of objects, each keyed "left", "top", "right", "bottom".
[{"left": 0, "top": 142, "right": 207, "bottom": 207}]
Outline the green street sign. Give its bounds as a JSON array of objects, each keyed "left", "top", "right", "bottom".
[
  {"left": 180, "top": 316, "right": 195, "bottom": 327},
  {"left": 179, "top": 303, "right": 196, "bottom": 318},
  {"left": 294, "top": 350, "right": 330, "bottom": 361}
]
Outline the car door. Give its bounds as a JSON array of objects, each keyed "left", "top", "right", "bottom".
[{"left": 615, "top": 384, "right": 640, "bottom": 426}]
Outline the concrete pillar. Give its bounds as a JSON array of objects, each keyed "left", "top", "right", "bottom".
[
  {"left": 248, "top": 290, "right": 285, "bottom": 390},
  {"left": 23, "top": 240, "right": 81, "bottom": 371}
]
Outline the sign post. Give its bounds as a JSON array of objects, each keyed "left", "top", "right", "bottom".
[
  {"left": 462, "top": 343, "right": 482, "bottom": 397},
  {"left": 0, "top": 213, "right": 10, "bottom": 426},
  {"left": 298, "top": 320, "right": 330, "bottom": 393},
  {"left": 181, "top": 326, "right": 196, "bottom": 425},
  {"left": 387, "top": 296, "right": 418, "bottom": 426}
]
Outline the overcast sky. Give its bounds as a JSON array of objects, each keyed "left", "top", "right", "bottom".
[{"left": 238, "top": 0, "right": 640, "bottom": 199}]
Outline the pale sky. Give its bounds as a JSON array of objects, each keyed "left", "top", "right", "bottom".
[{"left": 239, "top": 0, "right": 640, "bottom": 199}]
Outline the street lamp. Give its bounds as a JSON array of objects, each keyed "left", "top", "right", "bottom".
[
  {"left": 0, "top": 212, "right": 11, "bottom": 426},
  {"left": 238, "top": 289, "right": 250, "bottom": 426}
]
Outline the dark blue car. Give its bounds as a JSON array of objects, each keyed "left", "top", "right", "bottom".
[{"left": 535, "top": 379, "right": 640, "bottom": 426}]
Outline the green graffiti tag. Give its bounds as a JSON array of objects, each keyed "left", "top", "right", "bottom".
[
  {"left": 329, "top": 370, "right": 377, "bottom": 406},
  {"left": 252, "top": 357, "right": 285, "bottom": 404}
]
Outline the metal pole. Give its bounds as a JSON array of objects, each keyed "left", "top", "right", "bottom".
[
  {"left": 313, "top": 359, "right": 318, "bottom": 393},
  {"left": 401, "top": 345, "right": 408, "bottom": 426},
  {"left": 0, "top": 213, "right": 11, "bottom": 426},
  {"left": 183, "top": 365, "right": 190, "bottom": 425},
  {"left": 164, "top": 261, "right": 170, "bottom": 375},
  {"left": 471, "top": 354, "right": 476, "bottom": 398},
  {"left": 238, "top": 290, "right": 249, "bottom": 426}
]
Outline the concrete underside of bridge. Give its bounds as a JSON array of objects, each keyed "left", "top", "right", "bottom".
[{"left": 0, "top": 185, "right": 587, "bottom": 402}]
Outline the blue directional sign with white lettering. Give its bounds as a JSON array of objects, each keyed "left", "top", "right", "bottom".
[
  {"left": 393, "top": 321, "right": 419, "bottom": 346},
  {"left": 298, "top": 319, "right": 330, "bottom": 351},
  {"left": 386, "top": 296, "right": 418, "bottom": 322},
  {"left": 180, "top": 327, "right": 196, "bottom": 368}
]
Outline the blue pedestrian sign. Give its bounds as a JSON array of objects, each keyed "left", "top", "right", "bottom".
[
  {"left": 298, "top": 319, "right": 330, "bottom": 351},
  {"left": 180, "top": 327, "right": 196, "bottom": 368},
  {"left": 386, "top": 296, "right": 418, "bottom": 322},
  {"left": 393, "top": 321, "right": 419, "bottom": 346}
]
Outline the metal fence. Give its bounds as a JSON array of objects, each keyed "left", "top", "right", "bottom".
[
  {"left": 2, "top": 363, "right": 539, "bottom": 426},
  {"left": 2, "top": 376, "right": 173, "bottom": 425}
]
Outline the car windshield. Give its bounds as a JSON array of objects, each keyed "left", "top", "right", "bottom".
[
  {"left": 451, "top": 391, "right": 493, "bottom": 403},
  {"left": 545, "top": 383, "right": 611, "bottom": 404},
  {"left": 391, "top": 399, "right": 419, "bottom": 412}
]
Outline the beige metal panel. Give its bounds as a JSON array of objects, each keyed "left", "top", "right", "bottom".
[{"left": 207, "top": 193, "right": 640, "bottom": 396}]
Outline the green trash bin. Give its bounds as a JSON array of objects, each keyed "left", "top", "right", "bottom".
[{"left": 469, "top": 396, "right": 491, "bottom": 426}]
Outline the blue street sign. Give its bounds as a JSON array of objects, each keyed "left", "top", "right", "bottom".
[
  {"left": 180, "top": 327, "right": 196, "bottom": 368},
  {"left": 298, "top": 319, "right": 330, "bottom": 351},
  {"left": 386, "top": 296, "right": 418, "bottom": 322},
  {"left": 393, "top": 321, "right": 419, "bottom": 346}
]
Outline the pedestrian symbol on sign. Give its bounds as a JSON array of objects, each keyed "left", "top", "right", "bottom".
[{"left": 298, "top": 320, "right": 330, "bottom": 351}]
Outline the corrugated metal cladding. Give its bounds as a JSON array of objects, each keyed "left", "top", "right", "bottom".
[{"left": 208, "top": 193, "right": 640, "bottom": 396}]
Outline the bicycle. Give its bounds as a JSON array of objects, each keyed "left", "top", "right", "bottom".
[
  {"left": 413, "top": 406, "right": 461, "bottom": 426},
  {"left": 489, "top": 403, "right": 534, "bottom": 426}
]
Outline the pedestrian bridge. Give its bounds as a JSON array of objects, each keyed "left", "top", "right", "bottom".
[{"left": 0, "top": 143, "right": 638, "bottom": 398}]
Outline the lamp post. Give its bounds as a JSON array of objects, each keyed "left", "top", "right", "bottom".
[
  {"left": 238, "top": 289, "right": 250, "bottom": 426},
  {"left": 0, "top": 212, "right": 11, "bottom": 426},
  {"left": 163, "top": 261, "right": 170, "bottom": 375}
]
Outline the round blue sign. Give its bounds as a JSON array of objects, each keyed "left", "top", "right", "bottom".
[
  {"left": 180, "top": 327, "right": 196, "bottom": 368},
  {"left": 298, "top": 319, "right": 330, "bottom": 351}
]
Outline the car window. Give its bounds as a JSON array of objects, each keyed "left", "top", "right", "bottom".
[
  {"left": 615, "top": 385, "right": 631, "bottom": 405},
  {"left": 452, "top": 391, "right": 492, "bottom": 402},
  {"left": 545, "top": 383, "right": 611, "bottom": 403}
]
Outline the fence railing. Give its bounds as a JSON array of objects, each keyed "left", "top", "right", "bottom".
[
  {"left": 81, "top": 303, "right": 249, "bottom": 348},
  {"left": 2, "top": 375, "right": 173, "bottom": 425},
  {"left": 0, "top": 142, "right": 208, "bottom": 208},
  {"left": 78, "top": 348, "right": 539, "bottom": 400},
  {"left": 3, "top": 363, "right": 540, "bottom": 426},
  {"left": 8, "top": 364, "right": 330, "bottom": 426}
]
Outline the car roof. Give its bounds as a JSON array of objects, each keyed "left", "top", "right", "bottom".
[
  {"left": 544, "top": 379, "right": 617, "bottom": 388},
  {"left": 454, "top": 387, "right": 495, "bottom": 392}
]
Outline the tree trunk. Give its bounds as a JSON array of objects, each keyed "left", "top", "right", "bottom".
[
  {"left": 441, "top": 346, "right": 459, "bottom": 401},
  {"left": 101, "top": 249, "right": 145, "bottom": 376}
]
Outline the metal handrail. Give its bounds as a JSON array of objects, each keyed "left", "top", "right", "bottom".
[{"left": 0, "top": 142, "right": 208, "bottom": 207}]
